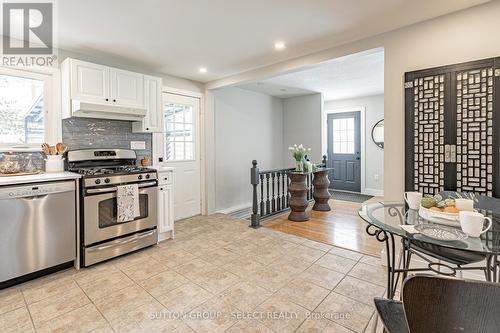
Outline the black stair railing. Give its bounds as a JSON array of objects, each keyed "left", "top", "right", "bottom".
[{"left": 250, "top": 155, "right": 327, "bottom": 228}]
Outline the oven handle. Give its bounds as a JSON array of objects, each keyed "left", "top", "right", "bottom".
[
  {"left": 86, "top": 229, "right": 156, "bottom": 252},
  {"left": 86, "top": 181, "right": 157, "bottom": 194}
]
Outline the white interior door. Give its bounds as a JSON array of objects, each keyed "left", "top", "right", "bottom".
[{"left": 160, "top": 93, "right": 201, "bottom": 220}]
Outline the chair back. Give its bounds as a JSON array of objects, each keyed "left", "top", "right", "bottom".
[
  {"left": 439, "top": 191, "right": 500, "bottom": 212},
  {"left": 402, "top": 275, "right": 500, "bottom": 333}
]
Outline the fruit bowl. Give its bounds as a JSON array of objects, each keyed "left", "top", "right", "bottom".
[{"left": 418, "top": 206, "right": 461, "bottom": 227}]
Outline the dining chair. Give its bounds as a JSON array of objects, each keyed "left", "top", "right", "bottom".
[
  {"left": 439, "top": 191, "right": 500, "bottom": 211},
  {"left": 374, "top": 275, "right": 500, "bottom": 333}
]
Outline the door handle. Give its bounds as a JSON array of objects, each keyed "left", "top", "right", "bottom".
[
  {"left": 356, "top": 157, "right": 360, "bottom": 160},
  {"left": 86, "top": 181, "right": 157, "bottom": 194}
]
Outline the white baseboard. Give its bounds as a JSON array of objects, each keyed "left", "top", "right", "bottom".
[
  {"left": 216, "top": 202, "right": 252, "bottom": 215},
  {"left": 363, "top": 188, "right": 384, "bottom": 196},
  {"left": 158, "top": 230, "right": 174, "bottom": 242}
]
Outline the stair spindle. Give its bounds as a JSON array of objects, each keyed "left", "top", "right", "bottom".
[
  {"left": 276, "top": 172, "right": 281, "bottom": 210},
  {"left": 271, "top": 172, "right": 276, "bottom": 213},
  {"left": 266, "top": 173, "right": 271, "bottom": 214},
  {"left": 282, "top": 171, "right": 286, "bottom": 209},
  {"left": 259, "top": 174, "right": 265, "bottom": 216}
]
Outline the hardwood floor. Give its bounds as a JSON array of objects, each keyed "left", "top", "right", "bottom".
[{"left": 264, "top": 197, "right": 383, "bottom": 257}]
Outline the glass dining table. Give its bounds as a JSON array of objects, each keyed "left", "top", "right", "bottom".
[{"left": 359, "top": 202, "right": 500, "bottom": 299}]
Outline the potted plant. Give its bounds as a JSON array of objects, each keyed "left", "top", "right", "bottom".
[{"left": 288, "top": 144, "right": 311, "bottom": 172}]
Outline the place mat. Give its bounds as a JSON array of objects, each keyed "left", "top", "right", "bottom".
[{"left": 400, "top": 225, "right": 419, "bottom": 234}]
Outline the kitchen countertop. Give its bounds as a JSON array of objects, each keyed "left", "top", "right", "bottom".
[
  {"left": 154, "top": 166, "right": 175, "bottom": 172},
  {"left": 0, "top": 171, "right": 81, "bottom": 186}
]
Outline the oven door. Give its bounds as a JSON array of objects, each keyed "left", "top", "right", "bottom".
[{"left": 83, "top": 182, "right": 157, "bottom": 245}]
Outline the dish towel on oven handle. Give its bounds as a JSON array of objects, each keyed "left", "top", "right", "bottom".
[{"left": 117, "top": 184, "right": 141, "bottom": 223}]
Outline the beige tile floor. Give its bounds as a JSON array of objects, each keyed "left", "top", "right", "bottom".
[{"left": 0, "top": 213, "right": 385, "bottom": 333}]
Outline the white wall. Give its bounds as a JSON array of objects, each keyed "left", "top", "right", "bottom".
[
  {"left": 212, "top": 87, "right": 284, "bottom": 212},
  {"left": 282, "top": 94, "right": 323, "bottom": 166},
  {"left": 207, "top": 1, "right": 500, "bottom": 201},
  {"left": 324, "top": 94, "right": 384, "bottom": 193}
]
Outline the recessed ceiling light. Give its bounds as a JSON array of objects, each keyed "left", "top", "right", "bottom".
[
  {"left": 199, "top": 67, "right": 207, "bottom": 73},
  {"left": 280, "top": 88, "right": 287, "bottom": 92},
  {"left": 274, "top": 41, "right": 285, "bottom": 50}
]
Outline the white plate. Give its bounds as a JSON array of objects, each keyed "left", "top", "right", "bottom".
[{"left": 414, "top": 224, "right": 468, "bottom": 242}]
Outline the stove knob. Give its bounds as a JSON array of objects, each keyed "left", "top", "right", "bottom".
[
  {"left": 104, "top": 178, "right": 111, "bottom": 183},
  {"left": 138, "top": 175, "right": 143, "bottom": 180},
  {"left": 95, "top": 179, "right": 101, "bottom": 185},
  {"left": 145, "top": 174, "right": 150, "bottom": 179}
]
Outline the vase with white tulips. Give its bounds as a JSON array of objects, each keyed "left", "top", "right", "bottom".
[{"left": 288, "top": 144, "right": 311, "bottom": 172}]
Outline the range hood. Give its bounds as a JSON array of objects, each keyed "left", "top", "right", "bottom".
[{"left": 70, "top": 100, "right": 147, "bottom": 121}]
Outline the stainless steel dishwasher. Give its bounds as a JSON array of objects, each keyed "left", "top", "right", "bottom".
[{"left": 0, "top": 181, "right": 76, "bottom": 284}]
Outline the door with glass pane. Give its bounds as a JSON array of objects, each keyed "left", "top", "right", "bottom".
[
  {"left": 327, "top": 112, "right": 361, "bottom": 192},
  {"left": 161, "top": 93, "right": 201, "bottom": 220}
]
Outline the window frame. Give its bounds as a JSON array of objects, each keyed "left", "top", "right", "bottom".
[
  {"left": 164, "top": 102, "right": 195, "bottom": 162},
  {"left": 0, "top": 66, "right": 60, "bottom": 152},
  {"left": 332, "top": 117, "right": 355, "bottom": 154}
]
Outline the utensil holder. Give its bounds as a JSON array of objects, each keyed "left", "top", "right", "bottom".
[{"left": 45, "top": 156, "right": 64, "bottom": 173}]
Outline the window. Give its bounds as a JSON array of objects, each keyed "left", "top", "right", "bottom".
[
  {"left": 0, "top": 68, "right": 55, "bottom": 150},
  {"left": 164, "top": 103, "right": 194, "bottom": 161},
  {"left": 332, "top": 117, "right": 355, "bottom": 154}
]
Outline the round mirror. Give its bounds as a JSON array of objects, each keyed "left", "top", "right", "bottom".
[{"left": 371, "top": 119, "right": 384, "bottom": 149}]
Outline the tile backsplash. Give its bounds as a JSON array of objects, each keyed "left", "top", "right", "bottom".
[
  {"left": 1, "top": 118, "right": 152, "bottom": 173},
  {"left": 62, "top": 118, "right": 152, "bottom": 164}
]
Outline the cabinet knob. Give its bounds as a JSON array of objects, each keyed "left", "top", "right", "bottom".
[
  {"left": 146, "top": 128, "right": 149, "bottom": 131},
  {"left": 105, "top": 98, "right": 109, "bottom": 101},
  {"left": 113, "top": 99, "right": 116, "bottom": 102}
]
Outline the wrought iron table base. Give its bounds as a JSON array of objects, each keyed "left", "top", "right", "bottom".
[{"left": 365, "top": 224, "right": 500, "bottom": 300}]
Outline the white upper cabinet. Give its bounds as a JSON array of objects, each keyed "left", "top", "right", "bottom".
[
  {"left": 61, "top": 58, "right": 147, "bottom": 120},
  {"left": 110, "top": 68, "right": 144, "bottom": 108},
  {"left": 70, "top": 60, "right": 110, "bottom": 104},
  {"left": 132, "top": 75, "right": 163, "bottom": 133}
]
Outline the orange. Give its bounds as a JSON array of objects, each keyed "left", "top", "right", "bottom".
[{"left": 443, "top": 206, "right": 460, "bottom": 214}]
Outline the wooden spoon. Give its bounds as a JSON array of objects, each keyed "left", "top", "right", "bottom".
[
  {"left": 56, "top": 143, "right": 67, "bottom": 155},
  {"left": 41, "top": 143, "right": 50, "bottom": 155},
  {"left": 49, "top": 146, "right": 57, "bottom": 155}
]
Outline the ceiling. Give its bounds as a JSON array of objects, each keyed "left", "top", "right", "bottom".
[
  {"left": 237, "top": 48, "right": 384, "bottom": 100},
  {"left": 56, "top": 0, "right": 488, "bottom": 83}
]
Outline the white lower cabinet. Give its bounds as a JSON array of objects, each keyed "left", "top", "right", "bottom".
[{"left": 157, "top": 170, "right": 174, "bottom": 241}]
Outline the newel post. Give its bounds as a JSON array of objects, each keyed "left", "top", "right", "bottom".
[{"left": 250, "top": 160, "right": 261, "bottom": 228}]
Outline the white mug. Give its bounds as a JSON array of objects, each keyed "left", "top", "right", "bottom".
[
  {"left": 405, "top": 192, "right": 422, "bottom": 210},
  {"left": 459, "top": 211, "right": 492, "bottom": 238},
  {"left": 455, "top": 198, "right": 474, "bottom": 212}
]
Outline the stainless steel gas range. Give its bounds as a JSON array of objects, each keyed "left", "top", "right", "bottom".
[{"left": 67, "top": 149, "right": 158, "bottom": 267}]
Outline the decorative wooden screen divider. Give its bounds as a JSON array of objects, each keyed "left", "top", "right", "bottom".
[
  {"left": 405, "top": 57, "right": 500, "bottom": 198},
  {"left": 250, "top": 156, "right": 327, "bottom": 228}
]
